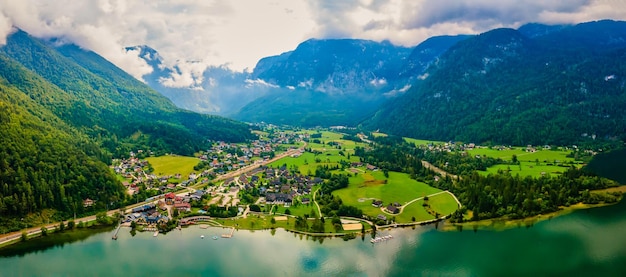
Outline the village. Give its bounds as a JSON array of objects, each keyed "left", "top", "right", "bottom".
[{"left": 111, "top": 130, "right": 311, "bottom": 231}]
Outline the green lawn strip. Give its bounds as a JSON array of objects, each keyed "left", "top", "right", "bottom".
[
  {"left": 145, "top": 155, "right": 200, "bottom": 177},
  {"left": 404, "top": 137, "right": 445, "bottom": 146},
  {"left": 468, "top": 148, "right": 576, "bottom": 163},
  {"left": 427, "top": 193, "right": 459, "bottom": 216},
  {"left": 334, "top": 171, "right": 443, "bottom": 223},
  {"left": 274, "top": 204, "right": 319, "bottom": 218},
  {"left": 477, "top": 163, "right": 574, "bottom": 178},
  {"left": 397, "top": 199, "right": 434, "bottom": 222}
]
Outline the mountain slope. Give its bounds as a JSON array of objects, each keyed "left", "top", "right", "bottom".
[
  {"left": 0, "top": 30, "right": 255, "bottom": 232},
  {"left": 0, "top": 31, "right": 254, "bottom": 156},
  {"left": 364, "top": 20, "right": 626, "bottom": 146},
  {"left": 234, "top": 37, "right": 464, "bottom": 126},
  {"left": 0, "top": 54, "right": 125, "bottom": 232}
]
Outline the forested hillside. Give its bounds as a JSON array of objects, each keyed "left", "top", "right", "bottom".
[
  {"left": 0, "top": 30, "right": 255, "bottom": 157},
  {"left": 365, "top": 20, "right": 626, "bottom": 147},
  {"left": 234, "top": 37, "right": 464, "bottom": 126},
  {"left": 0, "top": 30, "right": 254, "bottom": 233}
]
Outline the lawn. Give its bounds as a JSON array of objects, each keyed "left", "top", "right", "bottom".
[
  {"left": 274, "top": 203, "right": 319, "bottom": 218},
  {"left": 427, "top": 193, "right": 460, "bottom": 216},
  {"left": 478, "top": 163, "right": 575, "bottom": 178},
  {"left": 469, "top": 148, "right": 581, "bottom": 178},
  {"left": 404, "top": 137, "right": 445, "bottom": 146},
  {"left": 269, "top": 134, "right": 362, "bottom": 175},
  {"left": 146, "top": 155, "right": 200, "bottom": 177},
  {"left": 333, "top": 171, "right": 457, "bottom": 223},
  {"left": 468, "top": 147, "right": 577, "bottom": 163}
]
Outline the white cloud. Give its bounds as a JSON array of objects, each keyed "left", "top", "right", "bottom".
[
  {"left": 0, "top": 0, "right": 625, "bottom": 87},
  {"left": 244, "top": 78, "right": 279, "bottom": 89}
]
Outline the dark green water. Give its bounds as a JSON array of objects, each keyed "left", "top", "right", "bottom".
[{"left": 2, "top": 200, "right": 626, "bottom": 276}]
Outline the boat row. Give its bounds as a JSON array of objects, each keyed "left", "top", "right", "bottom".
[{"left": 370, "top": 235, "right": 393, "bottom": 243}]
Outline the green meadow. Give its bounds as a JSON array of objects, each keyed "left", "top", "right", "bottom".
[
  {"left": 269, "top": 131, "right": 365, "bottom": 175},
  {"left": 468, "top": 147, "right": 581, "bottom": 178},
  {"left": 146, "top": 155, "right": 200, "bottom": 177},
  {"left": 333, "top": 170, "right": 458, "bottom": 222},
  {"left": 404, "top": 137, "right": 445, "bottom": 146}
]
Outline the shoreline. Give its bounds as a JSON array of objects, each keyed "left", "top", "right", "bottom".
[
  {"left": 442, "top": 185, "right": 626, "bottom": 231},
  {"left": 442, "top": 201, "right": 619, "bottom": 231}
]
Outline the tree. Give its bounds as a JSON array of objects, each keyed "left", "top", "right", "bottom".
[
  {"left": 270, "top": 217, "right": 276, "bottom": 225},
  {"left": 284, "top": 208, "right": 291, "bottom": 215},
  {"left": 67, "top": 220, "right": 75, "bottom": 230},
  {"left": 41, "top": 227, "right": 48, "bottom": 236},
  {"left": 21, "top": 231, "right": 27, "bottom": 242}
]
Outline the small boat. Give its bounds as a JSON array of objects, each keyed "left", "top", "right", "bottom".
[
  {"left": 201, "top": 235, "right": 205, "bottom": 239},
  {"left": 212, "top": 236, "right": 218, "bottom": 240},
  {"left": 153, "top": 231, "right": 159, "bottom": 237}
]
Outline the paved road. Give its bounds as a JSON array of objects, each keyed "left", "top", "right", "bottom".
[{"left": 1, "top": 144, "right": 308, "bottom": 247}]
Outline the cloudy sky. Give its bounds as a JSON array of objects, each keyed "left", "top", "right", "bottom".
[{"left": 1, "top": 0, "right": 625, "bottom": 88}]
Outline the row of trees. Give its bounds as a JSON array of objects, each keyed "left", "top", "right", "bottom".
[{"left": 354, "top": 136, "right": 620, "bottom": 221}]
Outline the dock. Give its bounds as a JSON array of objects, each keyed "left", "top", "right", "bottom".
[
  {"left": 370, "top": 234, "right": 393, "bottom": 244},
  {"left": 112, "top": 224, "right": 122, "bottom": 240},
  {"left": 221, "top": 227, "right": 235, "bottom": 238}
]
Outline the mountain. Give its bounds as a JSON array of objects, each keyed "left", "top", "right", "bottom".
[
  {"left": 364, "top": 20, "right": 626, "bottom": 146},
  {"left": 0, "top": 30, "right": 254, "bottom": 232},
  {"left": 250, "top": 39, "right": 413, "bottom": 94},
  {"left": 129, "top": 45, "right": 269, "bottom": 115},
  {"left": 233, "top": 37, "right": 466, "bottom": 126}
]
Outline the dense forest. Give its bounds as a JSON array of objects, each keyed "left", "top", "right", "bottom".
[
  {"left": 0, "top": 30, "right": 254, "bottom": 233},
  {"left": 365, "top": 20, "right": 626, "bottom": 148},
  {"left": 355, "top": 136, "right": 621, "bottom": 222}
]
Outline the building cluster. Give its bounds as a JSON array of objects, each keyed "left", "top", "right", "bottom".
[
  {"left": 232, "top": 165, "right": 323, "bottom": 207},
  {"left": 199, "top": 133, "right": 305, "bottom": 173},
  {"left": 124, "top": 203, "right": 169, "bottom": 226}
]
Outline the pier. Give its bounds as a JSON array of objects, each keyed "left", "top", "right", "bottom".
[
  {"left": 221, "top": 227, "right": 235, "bottom": 238},
  {"left": 112, "top": 224, "right": 122, "bottom": 240}
]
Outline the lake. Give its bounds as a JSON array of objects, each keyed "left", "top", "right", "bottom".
[{"left": 2, "top": 199, "right": 626, "bottom": 276}]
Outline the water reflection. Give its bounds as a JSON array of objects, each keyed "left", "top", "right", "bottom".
[{"left": 0, "top": 201, "right": 625, "bottom": 276}]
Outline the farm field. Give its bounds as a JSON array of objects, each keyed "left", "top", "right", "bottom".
[
  {"left": 468, "top": 147, "right": 582, "bottom": 178},
  {"left": 477, "top": 163, "right": 576, "bottom": 178},
  {"left": 467, "top": 147, "right": 577, "bottom": 163},
  {"left": 404, "top": 137, "right": 445, "bottom": 146},
  {"left": 333, "top": 170, "right": 458, "bottom": 223},
  {"left": 146, "top": 155, "right": 200, "bottom": 177},
  {"left": 269, "top": 131, "right": 364, "bottom": 175}
]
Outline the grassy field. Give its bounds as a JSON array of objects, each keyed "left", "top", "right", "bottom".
[
  {"left": 274, "top": 203, "right": 319, "bottom": 218},
  {"left": 146, "top": 155, "right": 200, "bottom": 177},
  {"left": 477, "top": 163, "right": 575, "bottom": 178},
  {"left": 213, "top": 214, "right": 364, "bottom": 233},
  {"left": 427, "top": 193, "right": 460, "bottom": 216},
  {"left": 468, "top": 147, "right": 576, "bottom": 163},
  {"left": 468, "top": 147, "right": 581, "bottom": 178},
  {"left": 404, "top": 137, "right": 445, "bottom": 146},
  {"left": 333, "top": 171, "right": 457, "bottom": 223},
  {"left": 269, "top": 131, "right": 364, "bottom": 175}
]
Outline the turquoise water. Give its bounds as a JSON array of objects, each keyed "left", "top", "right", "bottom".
[{"left": 2, "top": 200, "right": 626, "bottom": 276}]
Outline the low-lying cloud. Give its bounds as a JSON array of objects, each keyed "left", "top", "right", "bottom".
[{"left": 0, "top": 0, "right": 624, "bottom": 88}]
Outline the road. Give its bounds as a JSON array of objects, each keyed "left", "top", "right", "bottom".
[
  {"left": 1, "top": 144, "right": 307, "bottom": 247},
  {"left": 421, "top": 160, "right": 460, "bottom": 180},
  {"left": 0, "top": 210, "right": 121, "bottom": 247}
]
